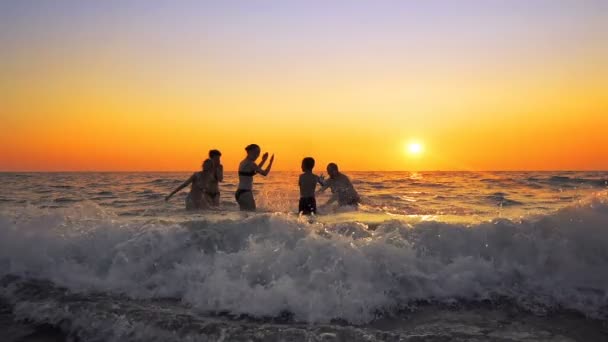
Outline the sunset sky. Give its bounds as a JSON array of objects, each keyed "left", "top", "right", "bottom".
[{"left": 1, "top": 0, "right": 607, "bottom": 171}]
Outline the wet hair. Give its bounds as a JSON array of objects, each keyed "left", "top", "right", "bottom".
[
  {"left": 327, "top": 162, "right": 339, "bottom": 171},
  {"left": 209, "top": 149, "right": 222, "bottom": 158},
  {"left": 202, "top": 159, "right": 214, "bottom": 171},
  {"left": 245, "top": 144, "right": 260, "bottom": 152},
  {"left": 302, "top": 157, "right": 315, "bottom": 171}
]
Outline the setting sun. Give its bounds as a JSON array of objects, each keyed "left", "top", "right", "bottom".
[
  {"left": 1, "top": 1, "right": 606, "bottom": 173},
  {"left": 406, "top": 142, "right": 424, "bottom": 156}
]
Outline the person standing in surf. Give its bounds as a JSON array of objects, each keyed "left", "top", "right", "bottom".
[
  {"left": 298, "top": 157, "right": 324, "bottom": 215},
  {"left": 165, "top": 159, "right": 216, "bottom": 210},
  {"left": 207, "top": 149, "right": 223, "bottom": 207},
  {"left": 317, "top": 162, "right": 360, "bottom": 208},
  {"left": 236, "top": 144, "right": 275, "bottom": 211}
]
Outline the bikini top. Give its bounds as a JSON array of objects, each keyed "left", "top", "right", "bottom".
[{"left": 238, "top": 171, "right": 256, "bottom": 177}]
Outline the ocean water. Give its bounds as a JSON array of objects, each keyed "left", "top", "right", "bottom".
[{"left": 1, "top": 171, "right": 608, "bottom": 341}]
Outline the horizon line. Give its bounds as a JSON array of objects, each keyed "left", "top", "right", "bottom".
[{"left": 1, "top": 170, "right": 607, "bottom": 173}]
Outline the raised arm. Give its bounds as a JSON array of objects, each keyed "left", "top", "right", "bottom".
[
  {"left": 255, "top": 154, "right": 274, "bottom": 176},
  {"left": 317, "top": 178, "right": 331, "bottom": 194},
  {"left": 317, "top": 174, "right": 326, "bottom": 186},
  {"left": 258, "top": 152, "right": 269, "bottom": 168},
  {"left": 165, "top": 175, "right": 193, "bottom": 201}
]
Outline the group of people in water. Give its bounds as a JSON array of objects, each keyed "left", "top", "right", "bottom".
[{"left": 165, "top": 144, "right": 360, "bottom": 214}]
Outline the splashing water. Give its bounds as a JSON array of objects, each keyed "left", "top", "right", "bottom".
[{"left": 1, "top": 171, "right": 608, "bottom": 341}]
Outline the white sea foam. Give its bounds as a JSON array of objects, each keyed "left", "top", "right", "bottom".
[{"left": 1, "top": 193, "right": 608, "bottom": 324}]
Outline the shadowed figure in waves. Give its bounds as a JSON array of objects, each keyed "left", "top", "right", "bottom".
[
  {"left": 317, "top": 163, "right": 360, "bottom": 209},
  {"left": 207, "top": 149, "right": 224, "bottom": 207},
  {"left": 298, "top": 157, "right": 324, "bottom": 215},
  {"left": 236, "top": 144, "right": 275, "bottom": 211},
  {"left": 165, "top": 159, "right": 216, "bottom": 210}
]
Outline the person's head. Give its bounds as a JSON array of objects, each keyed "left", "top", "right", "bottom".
[
  {"left": 301, "top": 157, "right": 315, "bottom": 172},
  {"left": 327, "top": 163, "right": 339, "bottom": 178},
  {"left": 245, "top": 144, "right": 261, "bottom": 160},
  {"left": 202, "top": 159, "right": 214, "bottom": 171},
  {"left": 209, "top": 149, "right": 222, "bottom": 164}
]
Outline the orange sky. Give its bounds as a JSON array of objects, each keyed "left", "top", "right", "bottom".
[{"left": 1, "top": 1, "right": 607, "bottom": 171}]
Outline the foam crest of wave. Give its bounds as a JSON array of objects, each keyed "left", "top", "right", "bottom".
[{"left": 1, "top": 193, "right": 608, "bottom": 323}]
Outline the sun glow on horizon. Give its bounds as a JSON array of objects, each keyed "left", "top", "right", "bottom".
[
  {"left": 1, "top": 1, "right": 607, "bottom": 171},
  {"left": 406, "top": 142, "right": 424, "bottom": 157}
]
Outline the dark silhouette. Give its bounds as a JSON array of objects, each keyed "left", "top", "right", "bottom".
[
  {"left": 165, "top": 159, "right": 215, "bottom": 210},
  {"left": 236, "top": 144, "right": 274, "bottom": 211},
  {"left": 207, "top": 149, "right": 223, "bottom": 206},
  {"left": 318, "top": 163, "right": 360, "bottom": 207},
  {"left": 298, "top": 157, "right": 323, "bottom": 215}
]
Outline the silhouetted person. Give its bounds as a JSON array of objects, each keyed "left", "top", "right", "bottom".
[
  {"left": 166, "top": 159, "right": 216, "bottom": 210},
  {"left": 318, "top": 163, "right": 360, "bottom": 207},
  {"left": 207, "top": 149, "right": 223, "bottom": 206},
  {"left": 236, "top": 144, "right": 274, "bottom": 211},
  {"left": 298, "top": 157, "right": 323, "bottom": 215}
]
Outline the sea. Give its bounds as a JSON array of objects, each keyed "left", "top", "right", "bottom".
[{"left": 1, "top": 171, "right": 608, "bottom": 341}]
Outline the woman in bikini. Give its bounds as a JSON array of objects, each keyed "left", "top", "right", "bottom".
[{"left": 236, "top": 144, "right": 275, "bottom": 211}]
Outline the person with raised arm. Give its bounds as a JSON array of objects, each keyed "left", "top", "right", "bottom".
[
  {"left": 317, "top": 162, "right": 360, "bottom": 208},
  {"left": 235, "top": 144, "right": 275, "bottom": 211}
]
